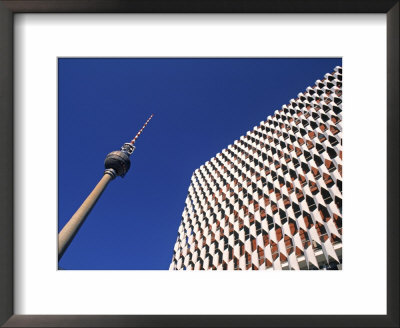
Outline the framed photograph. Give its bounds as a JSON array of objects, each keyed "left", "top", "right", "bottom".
[{"left": 0, "top": 1, "right": 398, "bottom": 327}]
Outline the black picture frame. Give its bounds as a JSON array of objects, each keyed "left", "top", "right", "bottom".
[{"left": 0, "top": 1, "right": 398, "bottom": 327}]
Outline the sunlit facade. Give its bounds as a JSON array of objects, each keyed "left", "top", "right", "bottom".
[{"left": 170, "top": 66, "right": 342, "bottom": 270}]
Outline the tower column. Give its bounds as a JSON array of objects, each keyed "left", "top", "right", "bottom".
[{"left": 58, "top": 169, "right": 116, "bottom": 260}]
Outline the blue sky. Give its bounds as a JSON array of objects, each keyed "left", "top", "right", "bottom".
[{"left": 58, "top": 58, "right": 341, "bottom": 270}]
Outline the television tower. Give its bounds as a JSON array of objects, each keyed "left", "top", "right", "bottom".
[{"left": 58, "top": 114, "right": 154, "bottom": 261}]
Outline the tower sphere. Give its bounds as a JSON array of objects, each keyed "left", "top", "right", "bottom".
[{"left": 104, "top": 150, "right": 131, "bottom": 177}]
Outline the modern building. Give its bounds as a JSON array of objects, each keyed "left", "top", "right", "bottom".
[{"left": 170, "top": 66, "right": 342, "bottom": 270}]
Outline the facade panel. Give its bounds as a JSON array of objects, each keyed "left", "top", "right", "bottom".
[{"left": 170, "top": 66, "right": 342, "bottom": 270}]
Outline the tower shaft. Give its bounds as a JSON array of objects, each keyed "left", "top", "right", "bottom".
[{"left": 58, "top": 171, "right": 115, "bottom": 260}]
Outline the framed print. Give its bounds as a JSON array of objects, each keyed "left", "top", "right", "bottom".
[{"left": 0, "top": 1, "right": 398, "bottom": 327}]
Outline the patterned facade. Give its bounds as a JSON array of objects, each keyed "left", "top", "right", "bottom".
[{"left": 170, "top": 66, "right": 342, "bottom": 270}]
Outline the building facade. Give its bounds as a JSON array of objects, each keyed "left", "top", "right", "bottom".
[{"left": 170, "top": 66, "right": 342, "bottom": 270}]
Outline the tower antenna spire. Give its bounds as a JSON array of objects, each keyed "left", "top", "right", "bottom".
[
  {"left": 130, "top": 113, "right": 154, "bottom": 145},
  {"left": 119, "top": 113, "right": 154, "bottom": 157}
]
